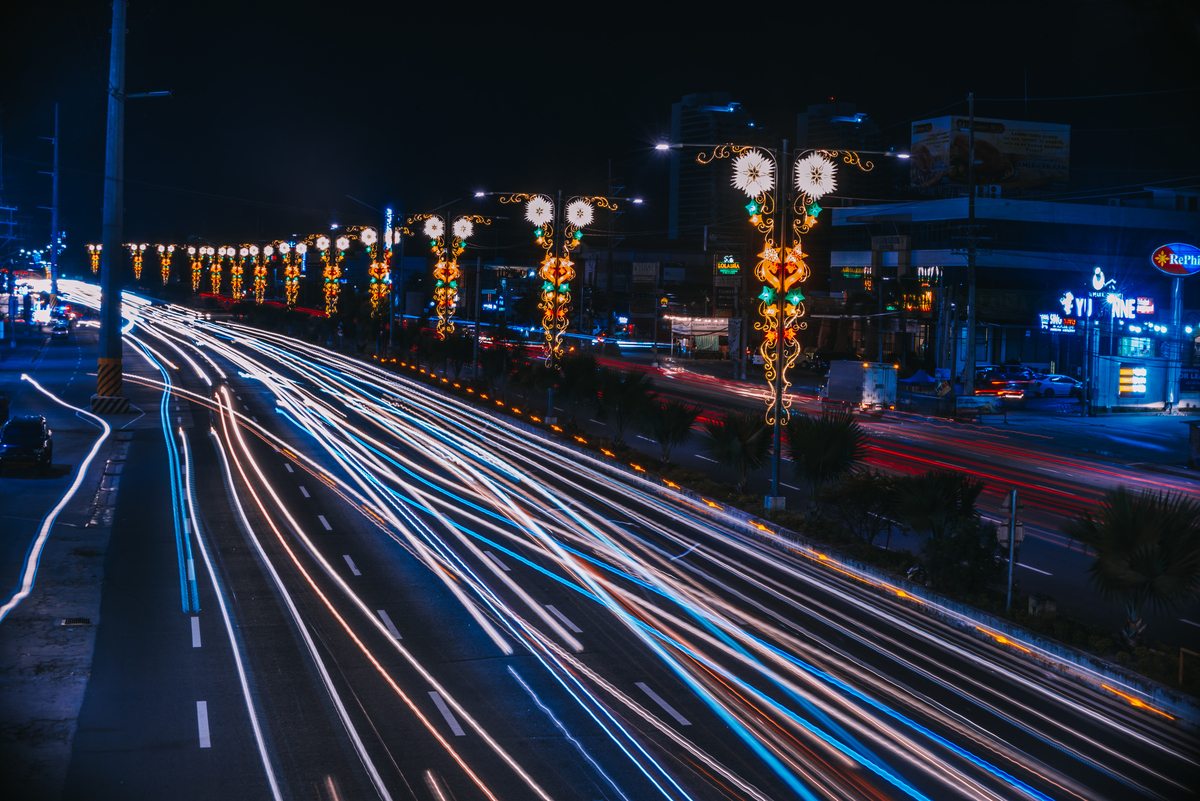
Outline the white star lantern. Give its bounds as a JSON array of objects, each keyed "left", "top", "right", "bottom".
[
  {"left": 732, "top": 149, "right": 774, "bottom": 197},
  {"left": 566, "top": 199, "right": 595, "bottom": 228},
  {"left": 795, "top": 153, "right": 838, "bottom": 199},
  {"left": 423, "top": 217, "right": 445, "bottom": 239},
  {"left": 525, "top": 197, "right": 553, "bottom": 226},
  {"left": 452, "top": 218, "right": 475, "bottom": 240}
]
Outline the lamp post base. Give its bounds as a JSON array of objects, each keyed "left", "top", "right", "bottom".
[{"left": 764, "top": 495, "right": 786, "bottom": 512}]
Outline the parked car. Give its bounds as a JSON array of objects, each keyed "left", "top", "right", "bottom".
[
  {"left": 1030, "top": 373, "right": 1083, "bottom": 398},
  {"left": 0, "top": 414, "right": 53, "bottom": 473}
]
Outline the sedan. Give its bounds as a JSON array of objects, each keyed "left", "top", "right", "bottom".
[
  {"left": 1031, "top": 374, "right": 1083, "bottom": 398},
  {"left": 0, "top": 414, "right": 53, "bottom": 473}
]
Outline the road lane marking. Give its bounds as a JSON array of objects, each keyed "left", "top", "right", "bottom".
[
  {"left": 588, "top": 419, "right": 606, "bottom": 425},
  {"left": 636, "top": 435, "right": 655, "bottom": 443},
  {"left": 428, "top": 692, "right": 465, "bottom": 736},
  {"left": 318, "top": 514, "right": 332, "bottom": 531},
  {"left": 781, "top": 482, "right": 801, "bottom": 491},
  {"left": 251, "top": 416, "right": 258, "bottom": 423},
  {"left": 1017, "top": 562, "right": 1053, "bottom": 576},
  {"left": 343, "top": 555, "right": 361, "bottom": 576},
  {"left": 236, "top": 395, "right": 243, "bottom": 400},
  {"left": 545, "top": 604, "right": 583, "bottom": 634},
  {"left": 1181, "top": 619, "right": 1200, "bottom": 629},
  {"left": 695, "top": 455, "right": 718, "bottom": 463},
  {"left": 299, "top": 485, "right": 310, "bottom": 498},
  {"left": 190, "top": 616, "right": 201, "bottom": 648},
  {"left": 376, "top": 609, "right": 402, "bottom": 639},
  {"left": 196, "top": 701, "right": 211, "bottom": 748},
  {"left": 484, "top": 551, "right": 511, "bottom": 572},
  {"left": 283, "top": 462, "right": 294, "bottom": 473},
  {"left": 186, "top": 558, "right": 196, "bottom": 582},
  {"left": 636, "top": 682, "right": 691, "bottom": 726}
]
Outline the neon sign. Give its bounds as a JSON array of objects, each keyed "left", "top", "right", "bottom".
[{"left": 1151, "top": 242, "right": 1200, "bottom": 277}]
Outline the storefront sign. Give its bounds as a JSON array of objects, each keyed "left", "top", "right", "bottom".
[
  {"left": 715, "top": 255, "right": 741, "bottom": 275},
  {"left": 1038, "top": 312, "right": 1077, "bottom": 333},
  {"left": 1118, "top": 364, "right": 1148, "bottom": 397},
  {"left": 1151, "top": 243, "right": 1200, "bottom": 277}
]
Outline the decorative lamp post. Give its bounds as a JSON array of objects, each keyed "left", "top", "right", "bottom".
[
  {"left": 87, "top": 243, "right": 102, "bottom": 275},
  {"left": 314, "top": 235, "right": 343, "bottom": 316},
  {"left": 128, "top": 242, "right": 147, "bottom": 280},
  {"left": 361, "top": 226, "right": 391, "bottom": 317},
  {"left": 698, "top": 143, "right": 874, "bottom": 508},
  {"left": 250, "top": 244, "right": 267, "bottom": 304},
  {"left": 407, "top": 213, "right": 490, "bottom": 338},
  {"left": 281, "top": 242, "right": 304, "bottom": 307},
  {"left": 187, "top": 246, "right": 201, "bottom": 292},
  {"left": 232, "top": 246, "right": 248, "bottom": 299},
  {"left": 157, "top": 243, "right": 174, "bottom": 286},
  {"left": 212, "top": 246, "right": 226, "bottom": 295},
  {"left": 498, "top": 191, "right": 617, "bottom": 366}
]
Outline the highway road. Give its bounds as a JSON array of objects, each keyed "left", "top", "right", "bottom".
[{"left": 40, "top": 280, "right": 1197, "bottom": 800}]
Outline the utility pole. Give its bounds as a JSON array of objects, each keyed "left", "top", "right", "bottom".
[
  {"left": 472, "top": 254, "right": 481, "bottom": 378},
  {"left": 94, "top": 0, "right": 128, "bottom": 413},
  {"left": 38, "top": 103, "right": 61, "bottom": 303},
  {"left": 963, "top": 91, "right": 978, "bottom": 397}
]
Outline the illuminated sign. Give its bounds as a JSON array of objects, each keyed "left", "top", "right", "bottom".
[
  {"left": 1136, "top": 297, "right": 1155, "bottom": 314},
  {"left": 1150, "top": 242, "right": 1200, "bottom": 277},
  {"left": 1118, "top": 364, "right": 1148, "bottom": 397},
  {"left": 1038, "top": 312, "right": 1077, "bottom": 333},
  {"left": 716, "top": 255, "right": 741, "bottom": 275}
]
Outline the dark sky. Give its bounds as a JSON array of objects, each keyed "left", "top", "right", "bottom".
[{"left": 3, "top": 0, "right": 1198, "bottom": 254}]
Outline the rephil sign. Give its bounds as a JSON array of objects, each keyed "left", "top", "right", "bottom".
[{"left": 1151, "top": 243, "right": 1200, "bottom": 277}]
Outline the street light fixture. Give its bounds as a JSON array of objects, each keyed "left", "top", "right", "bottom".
[{"left": 662, "top": 140, "right": 892, "bottom": 508}]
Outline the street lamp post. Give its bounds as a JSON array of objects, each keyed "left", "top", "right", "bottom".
[{"left": 683, "top": 141, "right": 882, "bottom": 509}]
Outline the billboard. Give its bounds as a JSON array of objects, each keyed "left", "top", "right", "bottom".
[{"left": 910, "top": 116, "right": 1070, "bottom": 190}]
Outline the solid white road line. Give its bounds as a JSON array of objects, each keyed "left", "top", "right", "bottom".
[
  {"left": 196, "top": 701, "right": 211, "bottom": 748},
  {"left": 318, "top": 514, "right": 332, "bottom": 531},
  {"left": 283, "top": 462, "right": 294, "bottom": 473},
  {"left": 428, "top": 692, "right": 466, "bottom": 737},
  {"left": 299, "top": 485, "right": 310, "bottom": 498},
  {"left": 1017, "top": 562, "right": 1053, "bottom": 576},
  {"left": 484, "top": 551, "right": 511, "bottom": 572},
  {"left": 545, "top": 604, "right": 583, "bottom": 634},
  {"left": 377, "top": 609, "right": 402, "bottom": 639},
  {"left": 343, "top": 555, "right": 362, "bottom": 576},
  {"left": 636, "top": 682, "right": 691, "bottom": 726},
  {"left": 190, "top": 616, "right": 202, "bottom": 648}
]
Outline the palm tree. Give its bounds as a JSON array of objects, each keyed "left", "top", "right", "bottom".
[
  {"left": 702, "top": 411, "right": 770, "bottom": 493},
  {"left": 598, "top": 369, "right": 655, "bottom": 445},
  {"left": 786, "top": 408, "right": 869, "bottom": 496},
  {"left": 1065, "top": 488, "right": 1200, "bottom": 644},
  {"left": 644, "top": 399, "right": 700, "bottom": 463}
]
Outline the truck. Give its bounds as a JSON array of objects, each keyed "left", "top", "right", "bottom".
[{"left": 819, "top": 361, "right": 898, "bottom": 411}]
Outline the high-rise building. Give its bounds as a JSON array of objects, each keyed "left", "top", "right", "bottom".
[
  {"left": 666, "top": 93, "right": 763, "bottom": 251},
  {"left": 795, "top": 99, "right": 883, "bottom": 153}
]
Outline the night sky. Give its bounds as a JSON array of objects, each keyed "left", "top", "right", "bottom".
[{"left": 3, "top": 1, "right": 1198, "bottom": 257}]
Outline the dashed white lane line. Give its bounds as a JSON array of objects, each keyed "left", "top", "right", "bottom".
[
  {"left": 781, "top": 482, "right": 801, "bottom": 491},
  {"left": 428, "top": 692, "right": 466, "bottom": 736},
  {"left": 318, "top": 514, "right": 332, "bottom": 531},
  {"left": 636, "top": 682, "right": 691, "bottom": 726},
  {"left": 1017, "top": 562, "right": 1053, "bottom": 576},
  {"left": 299, "top": 485, "right": 310, "bottom": 498},
  {"left": 196, "top": 701, "right": 211, "bottom": 748},
  {"left": 1180, "top": 618, "right": 1200, "bottom": 629},
  {"left": 484, "top": 551, "right": 511, "bottom": 572},
  {"left": 588, "top": 419, "right": 606, "bottom": 426},
  {"left": 636, "top": 435, "right": 655, "bottom": 443},
  {"left": 343, "top": 555, "right": 361, "bottom": 576},
  {"left": 251, "top": 416, "right": 258, "bottom": 423},
  {"left": 545, "top": 604, "right": 583, "bottom": 634},
  {"left": 190, "top": 616, "right": 202, "bottom": 648},
  {"left": 283, "top": 462, "right": 294, "bottom": 473},
  {"left": 376, "top": 609, "right": 402, "bottom": 639},
  {"left": 695, "top": 454, "right": 718, "bottom": 463}
]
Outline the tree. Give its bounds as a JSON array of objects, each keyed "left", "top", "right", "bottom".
[
  {"left": 819, "top": 470, "right": 898, "bottom": 545},
  {"left": 1065, "top": 488, "right": 1200, "bottom": 644},
  {"left": 921, "top": 517, "right": 1000, "bottom": 595},
  {"left": 786, "top": 408, "right": 869, "bottom": 496},
  {"left": 559, "top": 354, "right": 600, "bottom": 423},
  {"left": 643, "top": 400, "right": 701, "bottom": 464},
  {"left": 702, "top": 411, "right": 769, "bottom": 493},
  {"left": 894, "top": 470, "right": 983, "bottom": 541},
  {"left": 598, "top": 368, "right": 655, "bottom": 446}
]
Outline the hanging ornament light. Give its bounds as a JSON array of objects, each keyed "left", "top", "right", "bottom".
[{"left": 87, "top": 244, "right": 102, "bottom": 274}]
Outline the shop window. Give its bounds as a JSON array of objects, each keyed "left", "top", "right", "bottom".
[{"left": 1118, "top": 336, "right": 1152, "bottom": 358}]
